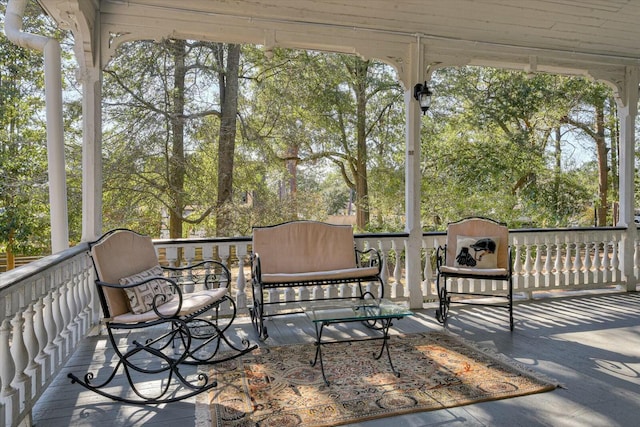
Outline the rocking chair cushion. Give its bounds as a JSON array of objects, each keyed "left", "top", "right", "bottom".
[
  {"left": 439, "top": 265, "right": 508, "bottom": 277},
  {"left": 119, "top": 265, "right": 173, "bottom": 314},
  {"left": 112, "top": 287, "right": 229, "bottom": 323}
]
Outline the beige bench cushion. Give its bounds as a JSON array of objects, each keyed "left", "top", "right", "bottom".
[
  {"left": 253, "top": 221, "right": 357, "bottom": 274},
  {"left": 261, "top": 266, "right": 379, "bottom": 284}
]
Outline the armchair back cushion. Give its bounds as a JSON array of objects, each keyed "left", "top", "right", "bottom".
[
  {"left": 91, "top": 230, "right": 160, "bottom": 317},
  {"left": 445, "top": 218, "right": 509, "bottom": 270}
]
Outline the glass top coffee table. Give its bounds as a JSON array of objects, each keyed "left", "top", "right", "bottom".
[{"left": 301, "top": 299, "right": 413, "bottom": 385}]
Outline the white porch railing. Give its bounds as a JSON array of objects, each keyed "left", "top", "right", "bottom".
[{"left": 0, "top": 226, "right": 637, "bottom": 427}]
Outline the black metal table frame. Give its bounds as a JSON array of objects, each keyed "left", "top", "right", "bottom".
[{"left": 309, "top": 313, "right": 406, "bottom": 385}]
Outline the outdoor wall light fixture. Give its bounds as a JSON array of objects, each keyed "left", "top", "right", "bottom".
[{"left": 413, "top": 81, "right": 432, "bottom": 114}]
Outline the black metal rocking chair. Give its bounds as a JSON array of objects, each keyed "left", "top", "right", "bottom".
[{"left": 68, "top": 229, "right": 256, "bottom": 404}]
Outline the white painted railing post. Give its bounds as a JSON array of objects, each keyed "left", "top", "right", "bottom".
[
  {"left": 42, "top": 292, "right": 58, "bottom": 372},
  {"left": 23, "top": 304, "right": 41, "bottom": 398},
  {"left": 33, "top": 296, "right": 49, "bottom": 382},
  {"left": 0, "top": 317, "right": 18, "bottom": 427},
  {"left": 10, "top": 311, "right": 30, "bottom": 418},
  {"left": 235, "top": 244, "right": 248, "bottom": 309}
]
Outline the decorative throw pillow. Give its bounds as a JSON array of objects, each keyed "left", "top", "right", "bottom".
[
  {"left": 454, "top": 236, "right": 499, "bottom": 269},
  {"left": 119, "top": 265, "right": 173, "bottom": 314}
]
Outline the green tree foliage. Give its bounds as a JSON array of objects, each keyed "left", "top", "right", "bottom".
[
  {"left": 243, "top": 49, "right": 404, "bottom": 231},
  {"left": 102, "top": 40, "right": 244, "bottom": 237},
  {"left": 5, "top": 15, "right": 624, "bottom": 252},
  {"left": 0, "top": 1, "right": 68, "bottom": 263},
  {"left": 422, "top": 67, "right": 608, "bottom": 229}
]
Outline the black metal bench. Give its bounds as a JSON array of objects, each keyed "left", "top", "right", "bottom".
[{"left": 249, "top": 220, "right": 384, "bottom": 340}]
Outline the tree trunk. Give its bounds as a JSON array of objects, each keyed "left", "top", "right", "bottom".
[
  {"left": 215, "top": 44, "right": 241, "bottom": 236},
  {"left": 595, "top": 99, "right": 608, "bottom": 226},
  {"left": 7, "top": 229, "right": 15, "bottom": 271},
  {"left": 287, "top": 143, "right": 298, "bottom": 212},
  {"left": 609, "top": 98, "right": 619, "bottom": 222},
  {"left": 553, "top": 127, "right": 561, "bottom": 214},
  {"left": 169, "top": 39, "right": 187, "bottom": 238},
  {"left": 354, "top": 60, "right": 369, "bottom": 230}
]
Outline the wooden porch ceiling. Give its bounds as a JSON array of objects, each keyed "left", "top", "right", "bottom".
[{"left": 38, "top": 0, "right": 640, "bottom": 89}]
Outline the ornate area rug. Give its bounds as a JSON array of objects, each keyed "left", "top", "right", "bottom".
[{"left": 195, "top": 332, "right": 558, "bottom": 427}]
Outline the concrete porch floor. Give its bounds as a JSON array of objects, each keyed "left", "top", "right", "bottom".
[{"left": 32, "top": 291, "right": 640, "bottom": 426}]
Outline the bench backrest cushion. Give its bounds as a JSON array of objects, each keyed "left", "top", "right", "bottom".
[
  {"left": 445, "top": 217, "right": 509, "bottom": 269},
  {"left": 91, "top": 230, "right": 160, "bottom": 317},
  {"left": 252, "top": 221, "right": 357, "bottom": 274}
]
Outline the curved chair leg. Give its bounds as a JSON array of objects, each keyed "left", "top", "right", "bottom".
[
  {"left": 250, "top": 293, "right": 268, "bottom": 340},
  {"left": 435, "top": 276, "right": 449, "bottom": 325},
  {"left": 68, "top": 319, "right": 217, "bottom": 404},
  {"left": 181, "top": 296, "right": 257, "bottom": 364},
  {"left": 508, "top": 277, "right": 514, "bottom": 331}
]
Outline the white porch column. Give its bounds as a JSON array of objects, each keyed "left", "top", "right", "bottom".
[
  {"left": 5, "top": 0, "right": 69, "bottom": 253},
  {"left": 616, "top": 67, "right": 639, "bottom": 291},
  {"left": 79, "top": 66, "right": 103, "bottom": 242},
  {"left": 405, "top": 42, "right": 424, "bottom": 309}
]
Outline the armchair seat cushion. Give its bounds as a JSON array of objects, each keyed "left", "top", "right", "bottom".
[
  {"left": 261, "top": 266, "right": 379, "bottom": 284},
  {"left": 112, "top": 287, "right": 228, "bottom": 323},
  {"left": 439, "top": 265, "right": 508, "bottom": 277}
]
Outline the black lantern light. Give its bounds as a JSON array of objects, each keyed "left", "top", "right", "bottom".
[{"left": 413, "top": 81, "right": 432, "bottom": 114}]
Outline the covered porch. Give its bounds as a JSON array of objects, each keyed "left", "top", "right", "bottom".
[{"left": 3, "top": 1, "right": 640, "bottom": 425}]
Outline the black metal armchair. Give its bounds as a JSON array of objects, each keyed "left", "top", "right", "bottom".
[{"left": 435, "top": 217, "right": 514, "bottom": 331}]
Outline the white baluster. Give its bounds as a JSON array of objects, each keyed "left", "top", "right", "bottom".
[
  {"left": 379, "top": 240, "right": 392, "bottom": 296},
  {"left": 583, "top": 241, "right": 592, "bottom": 284},
  {"left": 42, "top": 292, "right": 58, "bottom": 371},
  {"left": 23, "top": 304, "right": 41, "bottom": 393},
  {"left": 218, "top": 244, "right": 230, "bottom": 270},
  {"left": 184, "top": 245, "right": 196, "bottom": 265},
  {"left": 554, "top": 236, "right": 562, "bottom": 286},
  {"left": 51, "top": 286, "right": 65, "bottom": 364},
  {"left": 592, "top": 238, "right": 602, "bottom": 283},
  {"left": 544, "top": 241, "right": 553, "bottom": 287},
  {"left": 602, "top": 240, "right": 611, "bottom": 283},
  {"left": 524, "top": 238, "right": 533, "bottom": 277},
  {"left": 533, "top": 236, "right": 542, "bottom": 289},
  {"left": 611, "top": 237, "right": 620, "bottom": 281},
  {"left": 235, "top": 244, "right": 248, "bottom": 309},
  {"left": 634, "top": 238, "right": 640, "bottom": 281},
  {"left": 564, "top": 238, "right": 573, "bottom": 285},
  {"left": 573, "top": 240, "right": 583, "bottom": 284},
  {"left": 58, "top": 280, "right": 72, "bottom": 357},
  {"left": 512, "top": 237, "right": 522, "bottom": 275},
  {"left": 423, "top": 240, "right": 436, "bottom": 299},
  {"left": 69, "top": 275, "right": 80, "bottom": 343},
  {"left": 218, "top": 244, "right": 230, "bottom": 286},
  {"left": 10, "top": 312, "right": 30, "bottom": 409},
  {"left": 33, "top": 297, "right": 50, "bottom": 379},
  {"left": 284, "top": 286, "right": 295, "bottom": 302},
  {"left": 1, "top": 317, "right": 18, "bottom": 424},
  {"left": 165, "top": 246, "right": 179, "bottom": 267},
  {"left": 393, "top": 239, "right": 404, "bottom": 293},
  {"left": 512, "top": 237, "right": 524, "bottom": 290},
  {"left": 78, "top": 261, "right": 91, "bottom": 334}
]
